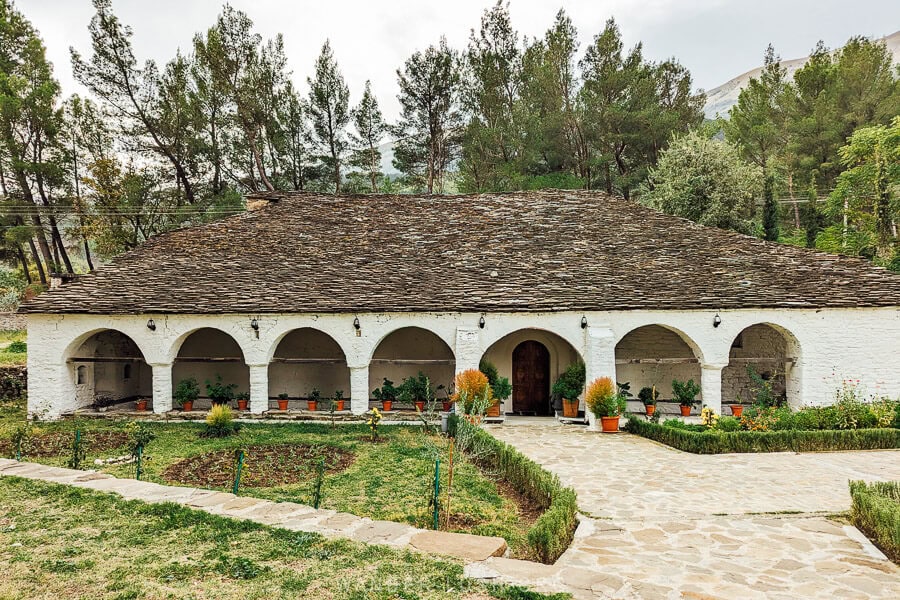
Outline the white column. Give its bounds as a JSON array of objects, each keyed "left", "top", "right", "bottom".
[
  {"left": 151, "top": 363, "right": 173, "bottom": 414},
  {"left": 584, "top": 325, "right": 616, "bottom": 431},
  {"left": 454, "top": 327, "right": 481, "bottom": 374},
  {"left": 700, "top": 363, "right": 726, "bottom": 414},
  {"left": 248, "top": 364, "right": 269, "bottom": 414},
  {"left": 350, "top": 365, "right": 369, "bottom": 415}
]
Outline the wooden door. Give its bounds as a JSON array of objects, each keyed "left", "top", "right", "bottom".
[{"left": 512, "top": 341, "right": 551, "bottom": 415}]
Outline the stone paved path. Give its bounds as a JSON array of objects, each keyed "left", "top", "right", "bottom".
[
  {"left": 0, "top": 458, "right": 507, "bottom": 563},
  {"left": 467, "top": 421, "right": 900, "bottom": 599}
]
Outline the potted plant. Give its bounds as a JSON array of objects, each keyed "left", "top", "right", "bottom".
[
  {"left": 452, "top": 369, "right": 493, "bottom": 424},
  {"left": 729, "top": 396, "right": 744, "bottom": 418},
  {"left": 437, "top": 383, "right": 453, "bottom": 412},
  {"left": 372, "top": 378, "right": 397, "bottom": 411},
  {"left": 585, "top": 376, "right": 626, "bottom": 432},
  {"left": 206, "top": 374, "right": 237, "bottom": 406},
  {"left": 480, "top": 359, "right": 512, "bottom": 417},
  {"left": 398, "top": 372, "right": 433, "bottom": 413},
  {"left": 638, "top": 386, "right": 659, "bottom": 416},
  {"left": 135, "top": 398, "right": 148, "bottom": 411},
  {"left": 333, "top": 390, "right": 345, "bottom": 411},
  {"left": 276, "top": 392, "right": 289, "bottom": 411},
  {"left": 552, "top": 362, "right": 586, "bottom": 418},
  {"left": 235, "top": 391, "right": 250, "bottom": 411},
  {"left": 175, "top": 377, "right": 199, "bottom": 412},
  {"left": 672, "top": 378, "right": 701, "bottom": 416},
  {"left": 307, "top": 387, "right": 321, "bottom": 411}
]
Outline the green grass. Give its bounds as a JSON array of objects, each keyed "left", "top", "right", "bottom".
[
  {"left": 849, "top": 480, "right": 900, "bottom": 563},
  {"left": 0, "top": 476, "right": 568, "bottom": 599},
  {"left": 0, "top": 400, "right": 538, "bottom": 558},
  {"left": 625, "top": 415, "right": 900, "bottom": 453},
  {"left": 0, "top": 329, "right": 26, "bottom": 366}
]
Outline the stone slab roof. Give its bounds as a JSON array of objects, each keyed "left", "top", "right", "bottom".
[{"left": 20, "top": 190, "right": 900, "bottom": 314}]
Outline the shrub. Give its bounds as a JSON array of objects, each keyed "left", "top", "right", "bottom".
[
  {"left": 454, "top": 419, "right": 577, "bottom": 564},
  {"left": 174, "top": 378, "right": 199, "bottom": 407},
  {"left": 551, "top": 362, "right": 586, "bottom": 402},
  {"left": 671, "top": 379, "right": 701, "bottom": 407},
  {"left": 585, "top": 377, "right": 623, "bottom": 418},
  {"left": 626, "top": 416, "right": 900, "bottom": 453},
  {"left": 849, "top": 480, "right": 900, "bottom": 562},
  {"left": 6, "top": 340, "right": 26, "bottom": 353},
  {"left": 452, "top": 369, "right": 492, "bottom": 415},
  {"left": 206, "top": 375, "right": 237, "bottom": 405},
  {"left": 715, "top": 416, "right": 742, "bottom": 432},
  {"left": 201, "top": 405, "right": 240, "bottom": 438},
  {"left": 638, "top": 386, "right": 660, "bottom": 405}
]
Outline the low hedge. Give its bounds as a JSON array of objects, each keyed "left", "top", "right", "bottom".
[
  {"left": 454, "top": 418, "right": 577, "bottom": 563},
  {"left": 849, "top": 480, "right": 900, "bottom": 562},
  {"left": 625, "top": 415, "right": 900, "bottom": 454}
]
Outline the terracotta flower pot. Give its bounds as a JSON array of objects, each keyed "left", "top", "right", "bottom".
[
  {"left": 135, "top": 399, "right": 148, "bottom": 411},
  {"left": 562, "top": 398, "right": 579, "bottom": 418},
  {"left": 680, "top": 405, "right": 692, "bottom": 417},
  {"left": 442, "top": 401, "right": 452, "bottom": 412},
  {"left": 335, "top": 400, "right": 345, "bottom": 411},
  {"left": 277, "top": 399, "right": 289, "bottom": 411},
  {"left": 382, "top": 400, "right": 393, "bottom": 412},
  {"left": 600, "top": 415, "right": 620, "bottom": 433},
  {"left": 415, "top": 401, "right": 426, "bottom": 412},
  {"left": 730, "top": 404, "right": 744, "bottom": 417},
  {"left": 307, "top": 400, "right": 318, "bottom": 411},
  {"left": 181, "top": 400, "right": 193, "bottom": 412},
  {"left": 486, "top": 401, "right": 501, "bottom": 417},
  {"left": 237, "top": 399, "right": 248, "bottom": 411},
  {"left": 645, "top": 404, "right": 656, "bottom": 416}
]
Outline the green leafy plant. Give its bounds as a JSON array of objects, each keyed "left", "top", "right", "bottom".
[
  {"left": 747, "top": 366, "right": 782, "bottom": 407},
  {"left": 6, "top": 340, "right": 26, "bottom": 353},
  {"left": 372, "top": 378, "right": 397, "bottom": 403},
  {"left": 366, "top": 407, "right": 382, "bottom": 441},
  {"left": 66, "top": 430, "right": 86, "bottom": 470},
  {"left": 308, "top": 388, "right": 321, "bottom": 404},
  {"left": 849, "top": 480, "right": 900, "bottom": 562},
  {"left": 206, "top": 375, "right": 237, "bottom": 405},
  {"left": 397, "top": 372, "right": 434, "bottom": 404},
  {"left": 480, "top": 360, "right": 511, "bottom": 406},
  {"left": 551, "top": 362, "right": 586, "bottom": 401},
  {"left": 201, "top": 405, "right": 240, "bottom": 438},
  {"left": 585, "top": 377, "right": 625, "bottom": 418},
  {"left": 10, "top": 424, "right": 30, "bottom": 460},
  {"left": 638, "top": 386, "right": 660, "bottom": 405},
  {"left": 671, "top": 378, "right": 701, "bottom": 407},
  {"left": 616, "top": 381, "right": 633, "bottom": 399},
  {"left": 125, "top": 421, "right": 155, "bottom": 480},
  {"left": 174, "top": 377, "right": 199, "bottom": 407},
  {"left": 277, "top": 393, "right": 289, "bottom": 400}
]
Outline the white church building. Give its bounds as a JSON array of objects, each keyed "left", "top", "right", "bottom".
[{"left": 21, "top": 190, "right": 900, "bottom": 422}]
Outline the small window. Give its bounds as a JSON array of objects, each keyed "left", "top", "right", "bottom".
[
  {"left": 123, "top": 364, "right": 132, "bottom": 381},
  {"left": 76, "top": 365, "right": 87, "bottom": 385}
]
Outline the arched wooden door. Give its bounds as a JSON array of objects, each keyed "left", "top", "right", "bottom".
[{"left": 512, "top": 340, "right": 551, "bottom": 415}]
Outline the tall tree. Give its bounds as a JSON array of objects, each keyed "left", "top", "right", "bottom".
[
  {"left": 276, "top": 82, "right": 313, "bottom": 191},
  {"left": 393, "top": 37, "right": 462, "bottom": 194},
  {"left": 307, "top": 40, "right": 349, "bottom": 194},
  {"left": 762, "top": 174, "right": 780, "bottom": 241},
  {"left": 71, "top": 0, "right": 197, "bottom": 203},
  {"left": 349, "top": 81, "right": 387, "bottom": 192}
]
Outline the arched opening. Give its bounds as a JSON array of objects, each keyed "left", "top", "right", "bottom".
[
  {"left": 68, "top": 330, "right": 151, "bottom": 411},
  {"left": 369, "top": 327, "right": 455, "bottom": 409},
  {"left": 480, "top": 329, "right": 582, "bottom": 416},
  {"left": 173, "top": 328, "right": 249, "bottom": 409},
  {"left": 724, "top": 323, "right": 800, "bottom": 408},
  {"left": 269, "top": 328, "right": 350, "bottom": 410},
  {"left": 615, "top": 325, "right": 702, "bottom": 415}
]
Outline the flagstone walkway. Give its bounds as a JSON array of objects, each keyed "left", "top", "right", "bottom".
[{"left": 468, "top": 421, "right": 900, "bottom": 599}]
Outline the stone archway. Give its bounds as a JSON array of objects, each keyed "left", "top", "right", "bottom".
[
  {"left": 67, "top": 329, "right": 151, "bottom": 410},
  {"left": 268, "top": 328, "right": 350, "bottom": 410},
  {"left": 369, "top": 327, "right": 455, "bottom": 409},
  {"left": 724, "top": 323, "right": 800, "bottom": 408},
  {"left": 172, "top": 328, "right": 249, "bottom": 409}
]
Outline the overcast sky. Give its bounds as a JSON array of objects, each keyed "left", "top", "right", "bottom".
[{"left": 19, "top": 0, "right": 900, "bottom": 120}]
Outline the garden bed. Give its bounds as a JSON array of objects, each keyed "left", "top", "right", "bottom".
[
  {"left": 625, "top": 415, "right": 900, "bottom": 454},
  {"left": 0, "top": 430, "right": 130, "bottom": 457},
  {"left": 849, "top": 480, "right": 900, "bottom": 563}
]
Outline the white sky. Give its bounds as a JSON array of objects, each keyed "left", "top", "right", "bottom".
[{"left": 19, "top": 0, "right": 900, "bottom": 121}]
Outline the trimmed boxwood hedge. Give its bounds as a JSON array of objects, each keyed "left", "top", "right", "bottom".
[
  {"left": 849, "top": 480, "right": 900, "bottom": 562},
  {"left": 625, "top": 415, "right": 900, "bottom": 454},
  {"left": 455, "top": 419, "right": 577, "bottom": 563}
]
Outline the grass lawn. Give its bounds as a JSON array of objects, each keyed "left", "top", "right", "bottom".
[
  {"left": 0, "top": 476, "right": 566, "bottom": 600},
  {"left": 0, "top": 399, "right": 541, "bottom": 559},
  {"left": 0, "top": 329, "right": 26, "bottom": 366}
]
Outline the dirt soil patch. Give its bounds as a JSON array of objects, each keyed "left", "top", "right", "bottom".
[
  {"left": 0, "top": 431, "right": 131, "bottom": 458},
  {"left": 163, "top": 444, "right": 354, "bottom": 488}
]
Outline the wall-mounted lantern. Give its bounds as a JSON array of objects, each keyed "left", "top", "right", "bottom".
[
  {"left": 713, "top": 313, "right": 722, "bottom": 328},
  {"left": 146, "top": 319, "right": 156, "bottom": 331},
  {"left": 479, "top": 315, "right": 486, "bottom": 329},
  {"left": 353, "top": 317, "right": 361, "bottom": 337},
  {"left": 581, "top": 315, "right": 588, "bottom": 329},
  {"left": 250, "top": 318, "right": 259, "bottom": 338}
]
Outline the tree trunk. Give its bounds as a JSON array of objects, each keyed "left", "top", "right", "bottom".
[
  {"left": 27, "top": 236, "right": 47, "bottom": 285},
  {"left": 15, "top": 245, "right": 32, "bottom": 284},
  {"left": 247, "top": 129, "right": 275, "bottom": 192}
]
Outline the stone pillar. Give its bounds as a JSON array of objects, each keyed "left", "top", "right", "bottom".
[
  {"left": 700, "top": 363, "right": 727, "bottom": 415},
  {"left": 350, "top": 365, "right": 369, "bottom": 415},
  {"left": 454, "top": 327, "right": 481, "bottom": 374},
  {"left": 151, "top": 363, "right": 173, "bottom": 414},
  {"left": 248, "top": 364, "right": 269, "bottom": 414},
  {"left": 584, "top": 325, "right": 616, "bottom": 431}
]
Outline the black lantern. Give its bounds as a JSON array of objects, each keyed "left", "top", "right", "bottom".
[
  {"left": 353, "top": 317, "right": 361, "bottom": 330},
  {"left": 146, "top": 318, "right": 156, "bottom": 331},
  {"left": 479, "top": 315, "right": 485, "bottom": 329},
  {"left": 713, "top": 313, "right": 722, "bottom": 328},
  {"left": 581, "top": 315, "right": 588, "bottom": 329},
  {"left": 250, "top": 318, "right": 259, "bottom": 331}
]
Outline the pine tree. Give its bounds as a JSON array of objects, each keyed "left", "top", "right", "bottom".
[
  {"left": 762, "top": 174, "right": 780, "bottom": 241},
  {"left": 307, "top": 40, "right": 350, "bottom": 194},
  {"left": 349, "top": 81, "right": 387, "bottom": 192}
]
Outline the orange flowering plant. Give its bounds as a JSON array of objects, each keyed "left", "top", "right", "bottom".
[
  {"left": 452, "top": 369, "right": 493, "bottom": 416},
  {"left": 585, "top": 376, "right": 625, "bottom": 418}
]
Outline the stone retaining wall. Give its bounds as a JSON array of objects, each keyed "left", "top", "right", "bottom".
[
  {"left": 0, "top": 313, "right": 26, "bottom": 331},
  {"left": 0, "top": 366, "right": 26, "bottom": 398}
]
